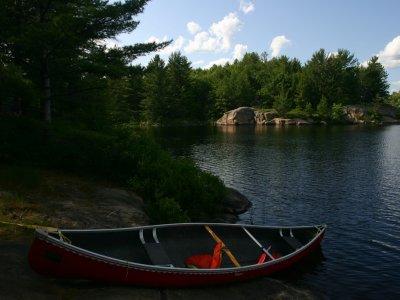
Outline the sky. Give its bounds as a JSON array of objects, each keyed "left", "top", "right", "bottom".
[{"left": 111, "top": 0, "right": 400, "bottom": 92}]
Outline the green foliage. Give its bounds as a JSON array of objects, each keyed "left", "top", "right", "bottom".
[
  {"left": 331, "top": 103, "right": 345, "bottom": 122},
  {"left": 359, "top": 56, "right": 389, "bottom": 104},
  {"left": 285, "top": 108, "right": 309, "bottom": 119},
  {"left": 146, "top": 197, "right": 190, "bottom": 224},
  {"left": 141, "top": 55, "right": 168, "bottom": 123},
  {"left": 387, "top": 91, "right": 400, "bottom": 108},
  {"left": 0, "top": 61, "right": 38, "bottom": 116},
  {"left": 273, "top": 88, "right": 292, "bottom": 115},
  {"left": 305, "top": 103, "right": 314, "bottom": 116},
  {"left": 316, "top": 96, "right": 331, "bottom": 120},
  {"left": 0, "top": 0, "right": 170, "bottom": 122},
  {"left": 0, "top": 117, "right": 226, "bottom": 223}
]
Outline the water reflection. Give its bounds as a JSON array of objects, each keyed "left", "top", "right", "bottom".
[{"left": 150, "top": 125, "right": 400, "bottom": 299}]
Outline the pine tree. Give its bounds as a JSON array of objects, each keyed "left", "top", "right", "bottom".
[{"left": 0, "top": 0, "right": 169, "bottom": 122}]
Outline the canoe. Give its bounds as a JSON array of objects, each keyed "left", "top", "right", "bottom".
[{"left": 28, "top": 223, "right": 326, "bottom": 287}]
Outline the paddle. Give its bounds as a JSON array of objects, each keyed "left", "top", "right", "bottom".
[
  {"left": 204, "top": 225, "right": 240, "bottom": 267},
  {"left": 242, "top": 227, "right": 275, "bottom": 261}
]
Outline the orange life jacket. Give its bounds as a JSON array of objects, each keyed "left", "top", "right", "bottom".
[{"left": 184, "top": 242, "right": 224, "bottom": 269}]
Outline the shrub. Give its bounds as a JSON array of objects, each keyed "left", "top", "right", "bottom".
[
  {"left": 146, "top": 197, "right": 190, "bottom": 224},
  {"left": 331, "top": 103, "right": 345, "bottom": 122},
  {"left": 286, "top": 107, "right": 309, "bottom": 119},
  {"left": 316, "top": 96, "right": 331, "bottom": 120},
  {"left": 0, "top": 117, "right": 227, "bottom": 223}
]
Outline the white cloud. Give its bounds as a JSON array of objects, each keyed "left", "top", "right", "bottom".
[
  {"left": 193, "top": 60, "right": 205, "bottom": 66},
  {"left": 270, "top": 35, "right": 291, "bottom": 57},
  {"left": 210, "top": 13, "right": 241, "bottom": 51},
  {"left": 233, "top": 44, "right": 248, "bottom": 60},
  {"left": 187, "top": 22, "right": 202, "bottom": 34},
  {"left": 159, "top": 36, "right": 185, "bottom": 55},
  {"left": 185, "top": 13, "right": 241, "bottom": 53},
  {"left": 201, "top": 43, "right": 249, "bottom": 69},
  {"left": 185, "top": 31, "right": 219, "bottom": 53},
  {"left": 240, "top": 0, "right": 255, "bottom": 14},
  {"left": 203, "top": 58, "right": 232, "bottom": 69},
  {"left": 377, "top": 36, "right": 400, "bottom": 68}
]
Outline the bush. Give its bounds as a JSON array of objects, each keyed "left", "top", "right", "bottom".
[
  {"left": 286, "top": 107, "right": 309, "bottom": 119},
  {"left": 146, "top": 197, "right": 190, "bottom": 224},
  {"left": 0, "top": 117, "right": 227, "bottom": 223},
  {"left": 331, "top": 103, "right": 345, "bottom": 122},
  {"left": 316, "top": 96, "right": 331, "bottom": 120}
]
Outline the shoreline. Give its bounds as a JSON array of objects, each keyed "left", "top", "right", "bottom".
[{"left": 0, "top": 173, "right": 324, "bottom": 299}]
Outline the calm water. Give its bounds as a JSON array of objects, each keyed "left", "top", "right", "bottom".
[{"left": 150, "top": 125, "right": 400, "bottom": 299}]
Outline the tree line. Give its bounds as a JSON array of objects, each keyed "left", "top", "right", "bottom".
[
  {"left": 0, "top": 0, "right": 396, "bottom": 128},
  {"left": 141, "top": 50, "right": 394, "bottom": 123}
]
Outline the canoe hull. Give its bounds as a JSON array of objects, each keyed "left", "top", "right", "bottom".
[{"left": 28, "top": 224, "right": 326, "bottom": 287}]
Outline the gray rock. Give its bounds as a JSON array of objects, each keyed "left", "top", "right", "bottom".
[
  {"left": 217, "top": 107, "right": 256, "bottom": 125},
  {"left": 343, "top": 105, "right": 370, "bottom": 124},
  {"left": 213, "top": 188, "right": 252, "bottom": 223},
  {"left": 255, "top": 110, "right": 279, "bottom": 124}
]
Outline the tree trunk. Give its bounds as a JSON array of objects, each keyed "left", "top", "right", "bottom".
[{"left": 40, "top": 54, "right": 51, "bottom": 122}]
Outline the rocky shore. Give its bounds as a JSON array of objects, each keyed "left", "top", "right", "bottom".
[
  {"left": 216, "top": 105, "right": 400, "bottom": 126},
  {"left": 0, "top": 173, "right": 322, "bottom": 299}
]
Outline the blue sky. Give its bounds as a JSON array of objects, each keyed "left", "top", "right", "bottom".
[{"left": 112, "top": 0, "right": 400, "bottom": 92}]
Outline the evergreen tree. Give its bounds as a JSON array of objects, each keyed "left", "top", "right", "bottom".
[
  {"left": 0, "top": 0, "right": 169, "bottom": 122},
  {"left": 165, "top": 52, "right": 194, "bottom": 120},
  {"left": 299, "top": 49, "right": 360, "bottom": 109},
  {"left": 141, "top": 55, "right": 167, "bottom": 123},
  {"left": 359, "top": 56, "right": 390, "bottom": 104}
]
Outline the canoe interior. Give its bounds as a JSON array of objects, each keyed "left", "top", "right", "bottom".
[{"left": 57, "top": 224, "right": 321, "bottom": 269}]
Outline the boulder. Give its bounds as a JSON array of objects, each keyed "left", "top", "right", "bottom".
[
  {"left": 216, "top": 107, "right": 255, "bottom": 125},
  {"left": 343, "top": 105, "right": 371, "bottom": 124},
  {"left": 213, "top": 188, "right": 252, "bottom": 223},
  {"left": 254, "top": 110, "right": 279, "bottom": 124},
  {"left": 343, "top": 104, "right": 400, "bottom": 124}
]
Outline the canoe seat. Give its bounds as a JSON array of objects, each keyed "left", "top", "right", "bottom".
[
  {"left": 282, "top": 236, "right": 303, "bottom": 250},
  {"left": 143, "top": 242, "right": 173, "bottom": 267},
  {"left": 279, "top": 229, "right": 303, "bottom": 250}
]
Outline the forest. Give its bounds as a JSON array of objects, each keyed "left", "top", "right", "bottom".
[
  {"left": 0, "top": 1, "right": 399, "bottom": 222},
  {"left": 1, "top": 1, "right": 398, "bottom": 126}
]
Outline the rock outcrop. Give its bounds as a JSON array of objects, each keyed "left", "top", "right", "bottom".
[
  {"left": 217, "top": 105, "right": 400, "bottom": 126},
  {"left": 217, "top": 107, "right": 316, "bottom": 126},
  {"left": 343, "top": 105, "right": 371, "bottom": 124},
  {"left": 254, "top": 110, "right": 279, "bottom": 124},
  {"left": 216, "top": 107, "right": 256, "bottom": 125},
  {"left": 343, "top": 104, "right": 400, "bottom": 124}
]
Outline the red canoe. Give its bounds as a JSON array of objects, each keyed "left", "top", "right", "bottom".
[{"left": 28, "top": 223, "right": 326, "bottom": 287}]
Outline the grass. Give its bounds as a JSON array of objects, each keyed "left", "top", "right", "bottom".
[{"left": 0, "top": 193, "right": 54, "bottom": 240}]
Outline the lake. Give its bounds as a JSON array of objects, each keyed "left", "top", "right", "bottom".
[{"left": 149, "top": 125, "right": 400, "bottom": 299}]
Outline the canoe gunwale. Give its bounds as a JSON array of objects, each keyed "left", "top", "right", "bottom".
[{"left": 33, "top": 223, "right": 327, "bottom": 274}]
